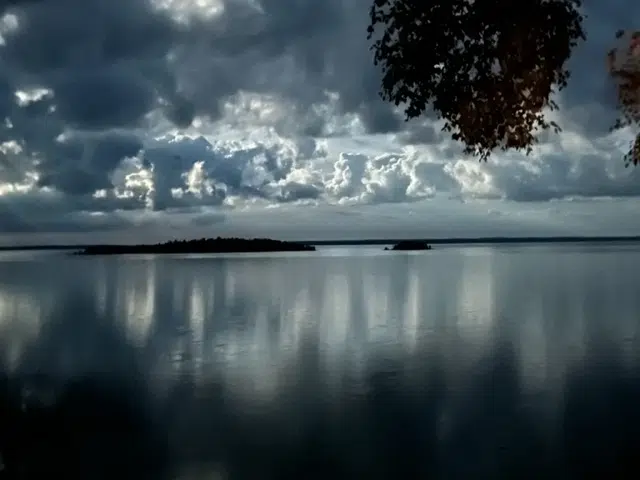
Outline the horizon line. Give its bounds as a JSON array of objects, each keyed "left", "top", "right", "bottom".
[{"left": 2, "top": 235, "right": 640, "bottom": 251}]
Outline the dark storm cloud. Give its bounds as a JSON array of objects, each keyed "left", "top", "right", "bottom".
[
  {"left": 0, "top": 0, "right": 635, "bottom": 154},
  {"left": 1, "top": 0, "right": 175, "bottom": 74},
  {"left": 166, "top": 0, "right": 401, "bottom": 132},
  {"left": 35, "top": 132, "right": 143, "bottom": 195},
  {"left": 0, "top": 202, "right": 32, "bottom": 231},
  {"left": 0, "top": 0, "right": 623, "bottom": 137},
  {"left": 0, "top": 0, "right": 178, "bottom": 198},
  {"left": 0, "top": 196, "right": 134, "bottom": 233},
  {"left": 0, "top": 0, "right": 403, "bottom": 136},
  {"left": 0, "top": 0, "right": 403, "bottom": 212},
  {"left": 0, "top": 0, "right": 638, "bottom": 236},
  {"left": 52, "top": 69, "right": 156, "bottom": 130}
]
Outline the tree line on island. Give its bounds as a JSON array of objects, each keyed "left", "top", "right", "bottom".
[
  {"left": 75, "top": 238, "right": 434, "bottom": 255},
  {"left": 76, "top": 237, "right": 316, "bottom": 255},
  {"left": 385, "top": 240, "right": 432, "bottom": 251}
]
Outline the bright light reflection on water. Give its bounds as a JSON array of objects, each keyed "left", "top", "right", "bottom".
[{"left": 0, "top": 244, "right": 639, "bottom": 478}]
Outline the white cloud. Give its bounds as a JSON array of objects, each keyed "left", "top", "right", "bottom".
[{"left": 0, "top": 0, "right": 639, "bottom": 240}]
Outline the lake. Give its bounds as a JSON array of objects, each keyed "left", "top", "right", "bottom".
[{"left": 0, "top": 243, "right": 639, "bottom": 478}]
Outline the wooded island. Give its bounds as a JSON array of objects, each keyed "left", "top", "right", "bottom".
[{"left": 76, "top": 237, "right": 316, "bottom": 255}]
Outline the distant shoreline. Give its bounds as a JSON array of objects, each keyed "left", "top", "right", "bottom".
[
  {"left": 2, "top": 236, "right": 640, "bottom": 251},
  {"left": 74, "top": 238, "right": 315, "bottom": 255}
]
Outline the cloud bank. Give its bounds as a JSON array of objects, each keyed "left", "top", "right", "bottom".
[{"left": 0, "top": 0, "right": 638, "bottom": 237}]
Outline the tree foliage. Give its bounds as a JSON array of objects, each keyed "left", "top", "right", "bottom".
[
  {"left": 367, "top": 0, "right": 586, "bottom": 161},
  {"left": 608, "top": 30, "right": 640, "bottom": 166}
]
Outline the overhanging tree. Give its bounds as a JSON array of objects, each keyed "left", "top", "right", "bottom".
[
  {"left": 608, "top": 29, "right": 640, "bottom": 165},
  {"left": 367, "top": 0, "right": 639, "bottom": 164}
]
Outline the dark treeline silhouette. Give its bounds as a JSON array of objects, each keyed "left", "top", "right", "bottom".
[
  {"left": 385, "top": 240, "right": 432, "bottom": 251},
  {"left": 1, "top": 296, "right": 640, "bottom": 478},
  {"left": 76, "top": 237, "right": 315, "bottom": 255},
  {"left": 3, "top": 235, "right": 640, "bottom": 251}
]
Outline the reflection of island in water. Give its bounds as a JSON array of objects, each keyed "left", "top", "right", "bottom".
[
  {"left": 385, "top": 240, "right": 432, "bottom": 251},
  {"left": 76, "top": 237, "right": 316, "bottom": 255}
]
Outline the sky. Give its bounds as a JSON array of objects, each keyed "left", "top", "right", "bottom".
[{"left": 0, "top": 0, "right": 639, "bottom": 245}]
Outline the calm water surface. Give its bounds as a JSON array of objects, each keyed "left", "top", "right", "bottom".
[{"left": 0, "top": 244, "right": 639, "bottom": 478}]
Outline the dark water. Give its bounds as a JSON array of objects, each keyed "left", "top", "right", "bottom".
[{"left": 0, "top": 244, "right": 639, "bottom": 478}]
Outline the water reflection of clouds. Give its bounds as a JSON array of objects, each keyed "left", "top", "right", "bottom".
[
  {"left": 0, "top": 288, "right": 46, "bottom": 368},
  {"left": 456, "top": 250, "right": 495, "bottom": 332},
  {"left": 0, "top": 248, "right": 639, "bottom": 385},
  {"left": 1, "top": 248, "right": 640, "bottom": 478}
]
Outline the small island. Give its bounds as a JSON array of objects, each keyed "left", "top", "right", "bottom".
[
  {"left": 385, "top": 240, "right": 432, "bottom": 251},
  {"left": 75, "top": 237, "right": 316, "bottom": 255}
]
